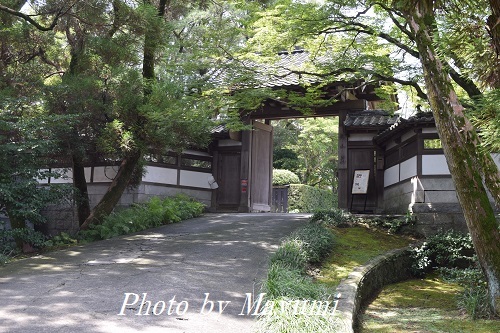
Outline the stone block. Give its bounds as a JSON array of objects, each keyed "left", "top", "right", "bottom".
[{"left": 424, "top": 190, "right": 458, "bottom": 203}]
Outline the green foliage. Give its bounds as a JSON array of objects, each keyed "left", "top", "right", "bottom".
[
  {"left": 288, "top": 184, "right": 336, "bottom": 213},
  {"left": 44, "top": 232, "right": 78, "bottom": 248},
  {"left": 440, "top": 267, "right": 493, "bottom": 319},
  {"left": 363, "top": 212, "right": 415, "bottom": 234},
  {"left": 269, "top": 239, "right": 308, "bottom": 272},
  {"left": 289, "top": 223, "right": 335, "bottom": 264},
  {"left": 272, "top": 169, "right": 300, "bottom": 186},
  {"left": 0, "top": 224, "right": 48, "bottom": 265},
  {"left": 80, "top": 195, "right": 204, "bottom": 241},
  {"left": 310, "top": 208, "right": 353, "bottom": 227},
  {"left": 469, "top": 89, "right": 500, "bottom": 153},
  {"left": 256, "top": 295, "right": 338, "bottom": 333},
  {"left": 259, "top": 219, "right": 337, "bottom": 332},
  {"left": 272, "top": 118, "right": 339, "bottom": 189},
  {"left": 411, "top": 230, "right": 475, "bottom": 276},
  {"left": 263, "top": 263, "right": 328, "bottom": 300}
]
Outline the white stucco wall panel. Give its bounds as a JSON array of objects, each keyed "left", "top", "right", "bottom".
[
  {"left": 400, "top": 156, "right": 417, "bottom": 181},
  {"left": 142, "top": 166, "right": 178, "bottom": 185},
  {"left": 93, "top": 166, "right": 119, "bottom": 182},
  {"left": 422, "top": 155, "right": 450, "bottom": 175},
  {"left": 50, "top": 168, "right": 73, "bottom": 183},
  {"left": 384, "top": 164, "right": 400, "bottom": 187},
  {"left": 180, "top": 170, "right": 213, "bottom": 189}
]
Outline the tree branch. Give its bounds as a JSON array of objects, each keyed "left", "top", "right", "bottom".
[{"left": 0, "top": 4, "right": 65, "bottom": 31}]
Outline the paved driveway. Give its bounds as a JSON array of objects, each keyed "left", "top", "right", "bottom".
[{"left": 0, "top": 213, "right": 310, "bottom": 333}]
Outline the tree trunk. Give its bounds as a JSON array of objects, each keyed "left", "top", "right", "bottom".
[
  {"left": 402, "top": 1, "right": 500, "bottom": 315},
  {"left": 5, "top": 203, "right": 26, "bottom": 250},
  {"left": 488, "top": 0, "right": 500, "bottom": 59},
  {"left": 79, "top": 150, "right": 141, "bottom": 230},
  {"left": 72, "top": 154, "right": 91, "bottom": 226}
]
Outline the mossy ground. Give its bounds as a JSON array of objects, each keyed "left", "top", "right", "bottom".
[
  {"left": 316, "top": 226, "right": 414, "bottom": 288},
  {"left": 359, "top": 274, "right": 500, "bottom": 333},
  {"left": 315, "top": 225, "right": 499, "bottom": 332}
]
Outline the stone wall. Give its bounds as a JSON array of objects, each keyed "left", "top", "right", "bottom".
[
  {"left": 40, "top": 183, "right": 213, "bottom": 236},
  {"left": 334, "top": 247, "right": 416, "bottom": 333}
]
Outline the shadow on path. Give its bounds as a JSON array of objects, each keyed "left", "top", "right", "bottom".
[{"left": 0, "top": 213, "right": 310, "bottom": 333}]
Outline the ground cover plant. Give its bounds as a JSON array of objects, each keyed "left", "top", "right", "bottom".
[
  {"left": 359, "top": 274, "right": 500, "bottom": 333},
  {"left": 80, "top": 195, "right": 205, "bottom": 241},
  {"left": 257, "top": 210, "right": 415, "bottom": 333},
  {"left": 257, "top": 219, "right": 337, "bottom": 333},
  {"left": 360, "top": 230, "right": 498, "bottom": 332},
  {"left": 1, "top": 195, "right": 204, "bottom": 265},
  {"left": 316, "top": 225, "right": 414, "bottom": 288}
]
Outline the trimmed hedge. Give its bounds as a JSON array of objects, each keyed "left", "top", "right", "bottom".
[
  {"left": 288, "top": 184, "right": 336, "bottom": 213},
  {"left": 272, "top": 169, "right": 300, "bottom": 186}
]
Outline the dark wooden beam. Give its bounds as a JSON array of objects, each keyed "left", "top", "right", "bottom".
[{"left": 246, "top": 99, "right": 367, "bottom": 120}]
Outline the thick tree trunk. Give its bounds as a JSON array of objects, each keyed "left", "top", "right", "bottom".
[
  {"left": 402, "top": 1, "right": 500, "bottom": 315},
  {"left": 79, "top": 150, "right": 141, "bottom": 230},
  {"left": 72, "top": 154, "right": 91, "bottom": 226},
  {"left": 488, "top": 0, "right": 500, "bottom": 59}
]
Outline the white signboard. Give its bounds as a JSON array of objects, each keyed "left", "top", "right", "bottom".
[{"left": 352, "top": 170, "right": 370, "bottom": 194}]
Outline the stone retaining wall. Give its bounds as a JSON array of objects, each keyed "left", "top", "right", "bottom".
[{"left": 334, "top": 247, "right": 416, "bottom": 332}]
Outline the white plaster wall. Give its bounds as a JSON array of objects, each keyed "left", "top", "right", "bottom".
[
  {"left": 37, "top": 169, "right": 50, "bottom": 184},
  {"left": 142, "top": 166, "right": 177, "bottom": 185},
  {"left": 492, "top": 153, "right": 500, "bottom": 169},
  {"left": 384, "top": 164, "right": 400, "bottom": 187},
  {"left": 84, "top": 167, "right": 92, "bottom": 182},
  {"left": 400, "top": 156, "right": 417, "bottom": 180},
  {"left": 180, "top": 170, "right": 213, "bottom": 189},
  {"left": 93, "top": 166, "right": 119, "bottom": 182},
  {"left": 50, "top": 168, "right": 73, "bottom": 184},
  {"left": 422, "top": 155, "right": 450, "bottom": 175}
]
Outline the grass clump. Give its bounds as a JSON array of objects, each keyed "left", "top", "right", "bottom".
[
  {"left": 440, "top": 267, "right": 493, "bottom": 319},
  {"left": 310, "top": 208, "right": 353, "bottom": 227},
  {"left": 257, "top": 220, "right": 337, "bottom": 333},
  {"left": 80, "top": 195, "right": 204, "bottom": 241}
]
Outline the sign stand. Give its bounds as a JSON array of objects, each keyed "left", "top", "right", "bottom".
[{"left": 350, "top": 170, "right": 370, "bottom": 212}]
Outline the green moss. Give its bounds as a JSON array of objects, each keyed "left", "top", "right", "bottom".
[
  {"left": 359, "top": 274, "right": 500, "bottom": 333},
  {"left": 317, "top": 226, "right": 413, "bottom": 288}
]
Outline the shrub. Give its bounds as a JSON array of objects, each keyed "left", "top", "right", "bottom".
[
  {"left": 440, "top": 267, "right": 493, "bottom": 319},
  {"left": 263, "top": 263, "right": 328, "bottom": 300},
  {"left": 288, "top": 184, "right": 336, "bottom": 213},
  {"left": 80, "top": 195, "right": 204, "bottom": 241},
  {"left": 363, "top": 212, "right": 415, "bottom": 234},
  {"left": 256, "top": 296, "right": 339, "bottom": 333},
  {"left": 258, "top": 219, "right": 337, "bottom": 332},
  {"left": 310, "top": 208, "right": 352, "bottom": 227},
  {"left": 269, "top": 239, "right": 308, "bottom": 272},
  {"left": 289, "top": 223, "right": 335, "bottom": 264},
  {"left": 272, "top": 169, "right": 300, "bottom": 186},
  {"left": 411, "top": 230, "right": 475, "bottom": 276}
]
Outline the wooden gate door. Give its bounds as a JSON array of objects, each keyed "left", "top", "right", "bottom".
[
  {"left": 250, "top": 121, "right": 273, "bottom": 211},
  {"left": 348, "top": 148, "right": 377, "bottom": 212},
  {"left": 216, "top": 151, "right": 241, "bottom": 211}
]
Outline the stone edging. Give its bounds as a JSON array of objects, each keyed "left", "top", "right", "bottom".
[{"left": 333, "top": 247, "right": 416, "bottom": 332}]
